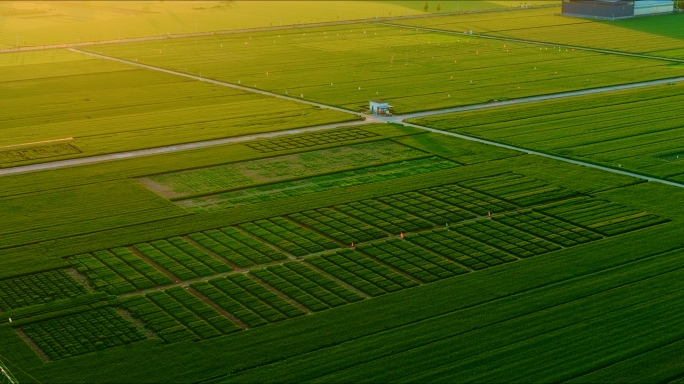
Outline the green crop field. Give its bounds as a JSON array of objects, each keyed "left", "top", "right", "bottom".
[
  {"left": 394, "top": 7, "right": 684, "bottom": 59},
  {"left": 0, "top": 49, "right": 356, "bottom": 166},
  {"left": 3, "top": 3, "right": 684, "bottom": 383},
  {"left": 84, "top": 22, "right": 684, "bottom": 113},
  {"left": 410, "top": 83, "right": 684, "bottom": 182},
  {"left": 0, "top": 1, "right": 534, "bottom": 48}
]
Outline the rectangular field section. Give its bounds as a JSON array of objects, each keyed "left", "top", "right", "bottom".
[
  {"left": 537, "top": 197, "right": 669, "bottom": 236},
  {"left": 245, "top": 127, "right": 379, "bottom": 153},
  {"left": 22, "top": 307, "right": 146, "bottom": 360},
  {"left": 0, "top": 269, "right": 88, "bottom": 311}
]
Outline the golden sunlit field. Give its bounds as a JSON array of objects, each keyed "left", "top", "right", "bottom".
[{"left": 2, "top": 2, "right": 684, "bottom": 383}]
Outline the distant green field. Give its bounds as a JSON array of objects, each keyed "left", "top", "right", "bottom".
[
  {"left": 394, "top": 7, "right": 684, "bottom": 59},
  {"left": 0, "top": 179, "right": 188, "bottom": 250},
  {"left": 0, "top": 0, "right": 523, "bottom": 48},
  {"left": 0, "top": 49, "right": 356, "bottom": 165},
  {"left": 410, "top": 83, "right": 684, "bottom": 182},
  {"left": 85, "top": 23, "right": 684, "bottom": 113}
]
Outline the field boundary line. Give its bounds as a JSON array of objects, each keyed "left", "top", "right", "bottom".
[
  {"left": 5, "top": 51, "right": 684, "bottom": 197},
  {"left": 182, "top": 236, "right": 241, "bottom": 271},
  {"left": 394, "top": 77, "right": 684, "bottom": 120},
  {"left": 68, "top": 48, "right": 369, "bottom": 119},
  {"left": 0, "top": 119, "right": 374, "bottom": 177},
  {"left": 14, "top": 328, "right": 50, "bottom": 362},
  {"left": 0, "top": 138, "right": 74, "bottom": 150},
  {"left": 400, "top": 121, "right": 684, "bottom": 190},
  {"left": 353, "top": 246, "right": 425, "bottom": 285},
  {"left": 377, "top": 22, "right": 684, "bottom": 64},
  {"left": 245, "top": 273, "right": 313, "bottom": 314},
  {"left": 127, "top": 247, "right": 181, "bottom": 283},
  {"left": 186, "top": 286, "right": 249, "bottom": 330},
  {"left": 169, "top": 154, "right": 433, "bottom": 202},
  {"left": 301, "top": 261, "right": 372, "bottom": 300}
]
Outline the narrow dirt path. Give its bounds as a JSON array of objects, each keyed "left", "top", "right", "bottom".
[{"left": 15, "top": 328, "right": 50, "bottom": 362}]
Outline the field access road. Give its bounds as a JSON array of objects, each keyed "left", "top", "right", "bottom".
[
  {"left": 400, "top": 121, "right": 684, "bottom": 190},
  {"left": 396, "top": 76, "right": 684, "bottom": 120},
  {"left": 68, "top": 49, "right": 371, "bottom": 119},
  {"left": 378, "top": 22, "right": 684, "bottom": 64},
  {"left": 0, "top": 119, "right": 375, "bottom": 176},
  {"left": 5, "top": 49, "right": 684, "bottom": 192}
]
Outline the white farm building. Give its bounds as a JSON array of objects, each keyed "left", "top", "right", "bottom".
[{"left": 369, "top": 100, "right": 393, "bottom": 115}]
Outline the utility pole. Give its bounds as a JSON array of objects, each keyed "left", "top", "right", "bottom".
[{"left": 15, "top": 35, "right": 18, "bottom": 49}]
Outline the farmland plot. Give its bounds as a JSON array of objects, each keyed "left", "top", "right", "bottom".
[
  {"left": 21, "top": 307, "right": 146, "bottom": 360},
  {"left": 2, "top": 152, "right": 676, "bottom": 381},
  {"left": 0, "top": 179, "right": 188, "bottom": 250},
  {"left": 395, "top": 8, "right": 684, "bottom": 59},
  {"left": 86, "top": 23, "right": 684, "bottom": 113},
  {"left": 0, "top": 50, "right": 355, "bottom": 165},
  {"left": 411, "top": 84, "right": 684, "bottom": 181},
  {"left": 177, "top": 156, "right": 458, "bottom": 213},
  {"left": 245, "top": 127, "right": 379, "bottom": 153},
  {"left": 0, "top": 270, "right": 88, "bottom": 311},
  {"left": 140, "top": 140, "right": 427, "bottom": 199}
]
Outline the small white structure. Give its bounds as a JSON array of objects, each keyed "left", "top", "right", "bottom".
[{"left": 369, "top": 100, "right": 393, "bottom": 115}]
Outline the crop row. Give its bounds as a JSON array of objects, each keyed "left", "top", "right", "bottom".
[
  {"left": 22, "top": 308, "right": 146, "bottom": 360},
  {"left": 289, "top": 208, "right": 387, "bottom": 245},
  {"left": 202, "top": 274, "right": 305, "bottom": 323},
  {"left": 133, "top": 243, "right": 202, "bottom": 282},
  {"left": 245, "top": 128, "right": 379, "bottom": 153},
  {"left": 357, "top": 239, "right": 469, "bottom": 283},
  {"left": 336, "top": 200, "right": 434, "bottom": 235},
  {"left": 377, "top": 191, "right": 477, "bottom": 226},
  {"left": 70, "top": 253, "right": 136, "bottom": 295},
  {"left": 452, "top": 220, "right": 561, "bottom": 258},
  {"left": 146, "top": 290, "right": 226, "bottom": 340},
  {"left": 189, "top": 227, "right": 287, "bottom": 268},
  {"left": 494, "top": 210, "right": 603, "bottom": 247},
  {"left": 239, "top": 217, "right": 338, "bottom": 256},
  {"left": 0, "top": 269, "right": 87, "bottom": 311},
  {"left": 459, "top": 173, "right": 577, "bottom": 207},
  {"left": 407, "top": 229, "right": 517, "bottom": 270},
  {"left": 420, "top": 184, "right": 516, "bottom": 215},
  {"left": 307, "top": 250, "right": 419, "bottom": 297},
  {"left": 121, "top": 295, "right": 197, "bottom": 344},
  {"left": 190, "top": 281, "right": 269, "bottom": 328},
  {"left": 250, "top": 262, "right": 363, "bottom": 311},
  {"left": 537, "top": 197, "right": 669, "bottom": 236}
]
